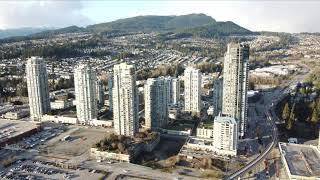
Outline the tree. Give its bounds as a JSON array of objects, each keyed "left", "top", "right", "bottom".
[
  {"left": 317, "top": 100, "right": 320, "bottom": 111},
  {"left": 286, "top": 117, "right": 293, "bottom": 130},
  {"left": 108, "top": 133, "right": 118, "bottom": 141},
  {"left": 311, "top": 108, "right": 319, "bottom": 126},
  {"left": 99, "top": 141, "right": 104, "bottom": 148},
  {"left": 16, "top": 82, "right": 28, "bottom": 97},
  {"left": 249, "top": 81, "right": 255, "bottom": 90},
  {"left": 117, "top": 143, "right": 125, "bottom": 153},
  {"left": 290, "top": 103, "right": 296, "bottom": 121},
  {"left": 111, "top": 142, "right": 117, "bottom": 149},
  {"left": 282, "top": 103, "right": 290, "bottom": 121},
  {"left": 256, "top": 126, "right": 262, "bottom": 139},
  {"left": 300, "top": 87, "right": 306, "bottom": 95},
  {"left": 286, "top": 103, "right": 296, "bottom": 130}
]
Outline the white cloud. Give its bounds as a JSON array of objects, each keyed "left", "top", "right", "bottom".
[
  {"left": 0, "top": 1, "right": 91, "bottom": 29},
  {"left": 167, "top": 1, "right": 320, "bottom": 33},
  {"left": 0, "top": 0, "right": 320, "bottom": 33}
]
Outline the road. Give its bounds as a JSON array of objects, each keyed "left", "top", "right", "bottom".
[
  {"left": 226, "top": 105, "right": 278, "bottom": 180},
  {"left": 226, "top": 62, "right": 310, "bottom": 180}
]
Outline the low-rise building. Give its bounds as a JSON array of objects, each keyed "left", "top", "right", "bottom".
[
  {"left": 180, "top": 136, "right": 237, "bottom": 159},
  {"left": 50, "top": 99, "right": 74, "bottom": 110},
  {"left": 185, "top": 115, "right": 238, "bottom": 158},
  {"left": 91, "top": 148, "right": 131, "bottom": 162},
  {"left": 196, "top": 128, "right": 213, "bottom": 139},
  {"left": 4, "top": 109, "right": 29, "bottom": 120},
  {"left": 41, "top": 115, "right": 78, "bottom": 124},
  {"left": 196, "top": 117, "right": 214, "bottom": 139},
  {"left": 90, "top": 119, "right": 113, "bottom": 127},
  {"left": 279, "top": 142, "right": 320, "bottom": 180},
  {"left": 162, "top": 128, "right": 191, "bottom": 136},
  {"left": 41, "top": 115, "right": 113, "bottom": 127},
  {"left": 213, "top": 116, "right": 238, "bottom": 156}
]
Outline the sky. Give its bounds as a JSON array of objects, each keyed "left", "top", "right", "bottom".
[{"left": 0, "top": 0, "right": 320, "bottom": 33}]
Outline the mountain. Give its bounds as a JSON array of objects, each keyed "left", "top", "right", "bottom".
[
  {"left": 87, "top": 15, "right": 173, "bottom": 32},
  {"left": 31, "top": 26, "right": 85, "bottom": 37},
  {"left": 165, "top": 14, "right": 215, "bottom": 30},
  {"left": 1, "top": 14, "right": 253, "bottom": 41},
  {"left": 0, "top": 27, "right": 54, "bottom": 39},
  {"left": 182, "top": 21, "right": 253, "bottom": 38},
  {"left": 87, "top": 14, "right": 215, "bottom": 32},
  {"left": 87, "top": 13, "right": 252, "bottom": 37}
]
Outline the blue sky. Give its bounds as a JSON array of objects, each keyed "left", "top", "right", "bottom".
[{"left": 0, "top": 1, "right": 320, "bottom": 33}]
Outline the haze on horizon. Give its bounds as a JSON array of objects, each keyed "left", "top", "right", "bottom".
[{"left": 0, "top": 0, "right": 319, "bottom": 33}]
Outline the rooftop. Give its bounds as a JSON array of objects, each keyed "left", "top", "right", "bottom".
[
  {"left": 279, "top": 142, "right": 320, "bottom": 178},
  {"left": 198, "top": 119, "right": 214, "bottom": 129},
  {"left": 166, "top": 120, "right": 194, "bottom": 131},
  {"left": 0, "top": 120, "right": 38, "bottom": 144},
  {"left": 214, "top": 116, "right": 237, "bottom": 124}
]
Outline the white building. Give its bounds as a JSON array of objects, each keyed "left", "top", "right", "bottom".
[
  {"left": 113, "top": 63, "right": 139, "bottom": 136},
  {"left": 207, "top": 106, "right": 214, "bottom": 116},
  {"left": 74, "top": 63, "right": 97, "bottom": 124},
  {"left": 144, "top": 77, "right": 168, "bottom": 129},
  {"left": 108, "top": 75, "right": 113, "bottom": 111},
  {"left": 50, "top": 99, "right": 73, "bottom": 110},
  {"left": 165, "top": 77, "right": 180, "bottom": 105},
  {"left": 184, "top": 67, "right": 202, "bottom": 115},
  {"left": 96, "top": 79, "right": 105, "bottom": 106},
  {"left": 4, "top": 109, "right": 29, "bottom": 120},
  {"left": 197, "top": 128, "right": 214, "bottom": 138},
  {"left": 222, "top": 43, "right": 249, "bottom": 138},
  {"left": 41, "top": 115, "right": 113, "bottom": 127},
  {"left": 26, "top": 56, "right": 51, "bottom": 121},
  {"left": 213, "top": 116, "right": 238, "bottom": 156}
]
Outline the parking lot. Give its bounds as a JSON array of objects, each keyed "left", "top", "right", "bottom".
[
  {"left": 17, "top": 126, "right": 64, "bottom": 150},
  {"left": 0, "top": 120, "right": 38, "bottom": 145},
  {"left": 0, "top": 159, "right": 108, "bottom": 180}
]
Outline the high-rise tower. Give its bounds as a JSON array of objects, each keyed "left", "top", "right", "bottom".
[
  {"left": 184, "top": 67, "right": 201, "bottom": 115},
  {"left": 165, "top": 77, "right": 180, "bottom": 105},
  {"left": 145, "top": 77, "right": 168, "bottom": 129},
  {"left": 113, "top": 63, "right": 139, "bottom": 136},
  {"left": 222, "top": 43, "right": 249, "bottom": 138},
  {"left": 74, "top": 63, "right": 97, "bottom": 124},
  {"left": 26, "top": 56, "right": 51, "bottom": 121}
]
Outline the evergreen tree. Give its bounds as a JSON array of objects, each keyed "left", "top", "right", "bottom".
[
  {"left": 286, "top": 103, "right": 296, "bottom": 130},
  {"left": 311, "top": 108, "right": 319, "bottom": 126},
  {"left": 300, "top": 87, "right": 306, "bottom": 95},
  {"left": 290, "top": 103, "right": 296, "bottom": 121},
  {"left": 286, "top": 117, "right": 293, "bottom": 130},
  {"left": 282, "top": 103, "right": 290, "bottom": 121},
  {"left": 317, "top": 100, "right": 320, "bottom": 111}
]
